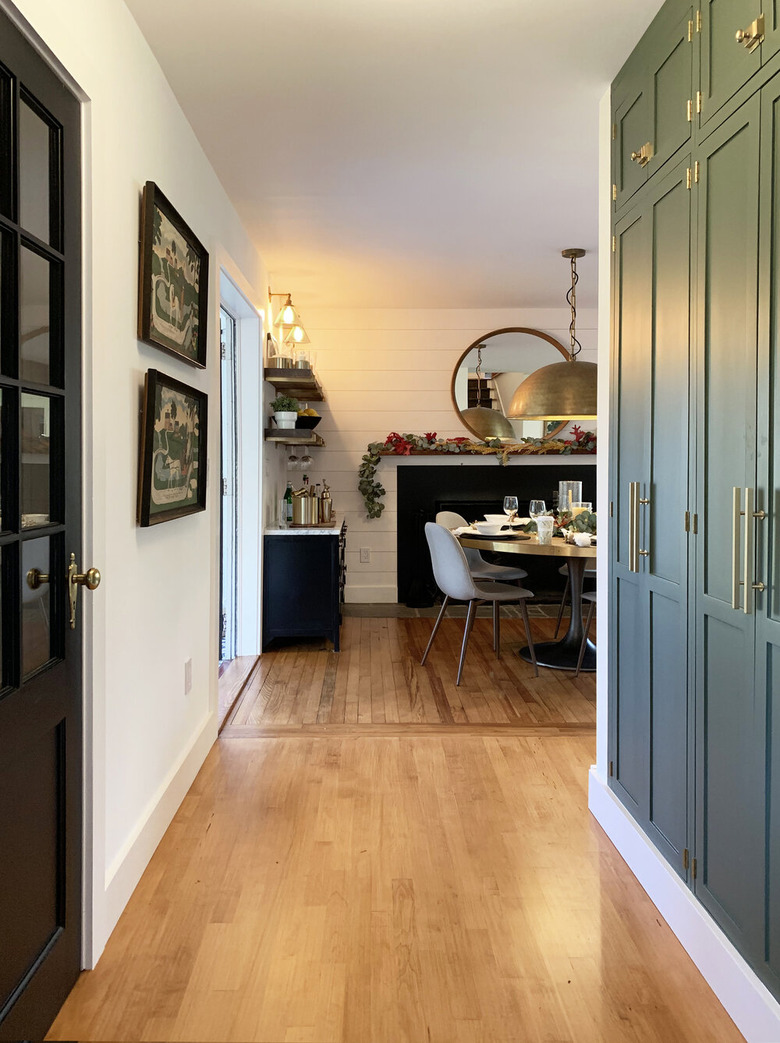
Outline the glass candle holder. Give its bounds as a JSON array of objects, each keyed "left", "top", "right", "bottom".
[{"left": 558, "top": 481, "right": 583, "bottom": 514}]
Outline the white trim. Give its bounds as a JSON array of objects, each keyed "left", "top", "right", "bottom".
[
  {"left": 95, "top": 714, "right": 216, "bottom": 963},
  {"left": 589, "top": 768, "right": 780, "bottom": 1043},
  {"left": 345, "top": 583, "right": 397, "bottom": 604}
]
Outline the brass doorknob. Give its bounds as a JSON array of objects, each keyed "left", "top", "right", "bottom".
[
  {"left": 73, "top": 567, "right": 101, "bottom": 590},
  {"left": 68, "top": 553, "right": 102, "bottom": 629},
  {"left": 26, "top": 568, "right": 50, "bottom": 590}
]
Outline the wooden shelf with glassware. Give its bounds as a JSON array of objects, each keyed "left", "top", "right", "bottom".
[
  {"left": 263, "top": 367, "right": 325, "bottom": 401},
  {"left": 264, "top": 427, "right": 326, "bottom": 448}
]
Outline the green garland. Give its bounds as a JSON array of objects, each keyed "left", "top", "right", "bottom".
[{"left": 357, "top": 430, "right": 597, "bottom": 519}]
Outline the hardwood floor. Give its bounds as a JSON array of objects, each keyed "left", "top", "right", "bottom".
[{"left": 47, "top": 617, "right": 743, "bottom": 1043}]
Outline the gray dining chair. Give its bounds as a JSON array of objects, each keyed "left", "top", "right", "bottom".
[
  {"left": 435, "top": 510, "right": 528, "bottom": 584},
  {"left": 575, "top": 590, "right": 597, "bottom": 676},
  {"left": 421, "top": 522, "right": 538, "bottom": 685},
  {"left": 554, "top": 562, "right": 597, "bottom": 637}
]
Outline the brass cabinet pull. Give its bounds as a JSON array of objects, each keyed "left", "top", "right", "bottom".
[
  {"left": 629, "top": 481, "right": 640, "bottom": 573},
  {"left": 68, "top": 552, "right": 102, "bottom": 630},
  {"left": 743, "top": 487, "right": 754, "bottom": 615},
  {"left": 735, "top": 14, "right": 764, "bottom": 51},
  {"left": 732, "top": 487, "right": 742, "bottom": 610},
  {"left": 26, "top": 568, "right": 50, "bottom": 590},
  {"left": 630, "top": 142, "right": 654, "bottom": 167}
]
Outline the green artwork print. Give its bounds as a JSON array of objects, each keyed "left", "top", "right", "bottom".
[
  {"left": 150, "top": 383, "right": 201, "bottom": 514},
  {"left": 149, "top": 205, "right": 202, "bottom": 359}
]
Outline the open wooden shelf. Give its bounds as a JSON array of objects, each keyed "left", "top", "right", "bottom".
[
  {"left": 264, "top": 428, "right": 325, "bottom": 448},
  {"left": 264, "top": 367, "right": 325, "bottom": 401}
]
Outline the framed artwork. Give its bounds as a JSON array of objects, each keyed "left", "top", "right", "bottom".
[
  {"left": 137, "top": 369, "right": 208, "bottom": 526},
  {"left": 138, "top": 181, "right": 209, "bottom": 368}
]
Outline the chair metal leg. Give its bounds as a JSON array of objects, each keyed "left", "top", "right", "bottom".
[
  {"left": 575, "top": 600, "right": 597, "bottom": 676},
  {"left": 519, "top": 599, "right": 538, "bottom": 677},
  {"left": 421, "top": 595, "right": 449, "bottom": 665},
  {"left": 554, "top": 575, "right": 570, "bottom": 637},
  {"left": 456, "top": 600, "right": 478, "bottom": 686},
  {"left": 493, "top": 600, "right": 501, "bottom": 659}
]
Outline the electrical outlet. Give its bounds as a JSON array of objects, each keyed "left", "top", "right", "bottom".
[
  {"left": 184, "top": 658, "right": 192, "bottom": 695},
  {"left": 359, "top": 547, "right": 371, "bottom": 563}
]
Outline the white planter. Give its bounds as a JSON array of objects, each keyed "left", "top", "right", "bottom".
[{"left": 273, "top": 410, "right": 297, "bottom": 429}]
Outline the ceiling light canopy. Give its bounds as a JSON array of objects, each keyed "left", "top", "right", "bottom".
[{"left": 507, "top": 249, "right": 597, "bottom": 421}]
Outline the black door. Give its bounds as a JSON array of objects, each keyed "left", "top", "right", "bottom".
[{"left": 0, "top": 11, "right": 84, "bottom": 1040}]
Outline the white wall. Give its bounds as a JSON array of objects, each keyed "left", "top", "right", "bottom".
[
  {"left": 295, "top": 307, "right": 598, "bottom": 601},
  {"left": 3, "top": 0, "right": 268, "bottom": 963}
]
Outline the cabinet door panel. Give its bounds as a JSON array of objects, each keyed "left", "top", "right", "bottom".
[
  {"left": 695, "top": 97, "right": 763, "bottom": 957},
  {"left": 652, "top": 8, "right": 694, "bottom": 171},
  {"left": 615, "top": 87, "right": 650, "bottom": 209},
  {"left": 701, "top": 0, "right": 761, "bottom": 125},
  {"left": 613, "top": 576, "right": 647, "bottom": 811}
]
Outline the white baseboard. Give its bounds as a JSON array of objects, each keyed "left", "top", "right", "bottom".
[
  {"left": 588, "top": 768, "right": 780, "bottom": 1043},
  {"left": 94, "top": 713, "right": 217, "bottom": 963},
  {"left": 345, "top": 584, "right": 397, "bottom": 603}
]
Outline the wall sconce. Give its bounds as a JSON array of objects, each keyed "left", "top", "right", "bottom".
[
  {"left": 269, "top": 290, "right": 308, "bottom": 336},
  {"left": 283, "top": 323, "right": 310, "bottom": 346},
  {"left": 507, "top": 249, "right": 597, "bottom": 421}
]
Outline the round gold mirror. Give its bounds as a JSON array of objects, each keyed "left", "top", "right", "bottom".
[{"left": 451, "top": 327, "right": 570, "bottom": 442}]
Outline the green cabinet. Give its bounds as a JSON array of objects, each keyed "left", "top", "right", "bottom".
[
  {"left": 610, "top": 156, "right": 692, "bottom": 875},
  {"left": 610, "top": 0, "right": 780, "bottom": 1002}
]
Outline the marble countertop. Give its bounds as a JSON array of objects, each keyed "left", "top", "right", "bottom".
[{"left": 265, "top": 525, "right": 342, "bottom": 536}]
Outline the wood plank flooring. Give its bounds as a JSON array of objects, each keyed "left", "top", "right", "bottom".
[{"left": 46, "top": 617, "right": 743, "bottom": 1043}]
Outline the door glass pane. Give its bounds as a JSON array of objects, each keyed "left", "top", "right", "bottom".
[
  {"left": 22, "top": 537, "right": 50, "bottom": 678},
  {"left": 20, "top": 247, "right": 51, "bottom": 384},
  {"left": 21, "top": 393, "right": 50, "bottom": 527},
  {"left": 0, "top": 70, "right": 10, "bottom": 218},
  {"left": 19, "top": 97, "right": 51, "bottom": 244}
]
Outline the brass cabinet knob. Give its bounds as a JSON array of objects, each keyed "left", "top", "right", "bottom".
[
  {"left": 630, "top": 150, "right": 642, "bottom": 162},
  {"left": 735, "top": 15, "right": 764, "bottom": 50}
]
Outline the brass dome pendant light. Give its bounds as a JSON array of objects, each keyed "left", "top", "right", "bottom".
[
  {"left": 507, "top": 249, "right": 597, "bottom": 421},
  {"left": 461, "top": 344, "right": 516, "bottom": 440}
]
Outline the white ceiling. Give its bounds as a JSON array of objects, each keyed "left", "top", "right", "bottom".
[{"left": 124, "top": 0, "right": 663, "bottom": 310}]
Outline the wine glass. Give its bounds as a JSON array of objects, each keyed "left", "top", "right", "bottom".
[
  {"left": 503, "top": 495, "right": 518, "bottom": 524},
  {"left": 529, "top": 499, "right": 546, "bottom": 521},
  {"left": 287, "top": 451, "right": 300, "bottom": 471},
  {"left": 300, "top": 450, "right": 314, "bottom": 468}
]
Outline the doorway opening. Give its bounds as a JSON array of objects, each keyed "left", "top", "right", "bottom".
[{"left": 219, "top": 306, "right": 238, "bottom": 663}]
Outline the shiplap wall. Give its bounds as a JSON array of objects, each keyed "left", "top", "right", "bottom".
[{"left": 266, "top": 307, "right": 597, "bottom": 602}]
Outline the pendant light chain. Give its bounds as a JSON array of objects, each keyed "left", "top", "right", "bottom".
[{"left": 566, "top": 253, "right": 582, "bottom": 360}]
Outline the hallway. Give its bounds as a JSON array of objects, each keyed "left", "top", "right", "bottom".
[{"left": 48, "top": 618, "right": 742, "bottom": 1042}]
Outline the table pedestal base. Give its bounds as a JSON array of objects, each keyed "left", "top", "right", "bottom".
[{"left": 518, "top": 638, "right": 596, "bottom": 672}]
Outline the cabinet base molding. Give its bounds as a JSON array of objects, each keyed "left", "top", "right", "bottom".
[{"left": 588, "top": 769, "right": 780, "bottom": 1043}]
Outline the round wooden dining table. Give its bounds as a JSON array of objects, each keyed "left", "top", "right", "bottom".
[{"left": 458, "top": 531, "right": 597, "bottom": 671}]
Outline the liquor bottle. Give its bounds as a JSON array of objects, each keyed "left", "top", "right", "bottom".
[
  {"left": 284, "top": 482, "right": 293, "bottom": 524},
  {"left": 314, "top": 483, "right": 322, "bottom": 523}
]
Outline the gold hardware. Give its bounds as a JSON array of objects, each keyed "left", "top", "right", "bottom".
[
  {"left": 26, "top": 568, "right": 50, "bottom": 590},
  {"left": 612, "top": 235, "right": 616, "bottom": 253},
  {"left": 612, "top": 183, "right": 617, "bottom": 201},
  {"left": 688, "top": 19, "right": 694, "bottom": 41},
  {"left": 612, "top": 122, "right": 617, "bottom": 140},
  {"left": 684, "top": 510, "right": 690, "bottom": 533},
  {"left": 753, "top": 509, "right": 767, "bottom": 520},
  {"left": 736, "top": 14, "right": 764, "bottom": 52},
  {"left": 732, "top": 487, "right": 742, "bottom": 610},
  {"left": 744, "top": 487, "right": 754, "bottom": 615},
  {"left": 687, "top": 99, "right": 693, "bottom": 122},
  {"left": 639, "top": 498, "right": 650, "bottom": 505},
  {"left": 687, "top": 167, "right": 692, "bottom": 190},
  {"left": 693, "top": 513, "right": 698, "bottom": 534},
  {"left": 68, "top": 552, "right": 101, "bottom": 630},
  {"left": 694, "top": 160, "right": 700, "bottom": 183},
  {"left": 696, "top": 10, "right": 702, "bottom": 32},
  {"left": 639, "top": 549, "right": 649, "bottom": 556},
  {"left": 752, "top": 581, "right": 766, "bottom": 592},
  {"left": 683, "top": 848, "right": 690, "bottom": 871},
  {"left": 692, "top": 857, "right": 697, "bottom": 879},
  {"left": 696, "top": 90, "right": 702, "bottom": 114},
  {"left": 630, "top": 142, "right": 654, "bottom": 167},
  {"left": 629, "top": 481, "right": 640, "bottom": 573}
]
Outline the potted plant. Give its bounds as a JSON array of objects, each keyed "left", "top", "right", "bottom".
[{"left": 270, "top": 393, "right": 300, "bottom": 429}]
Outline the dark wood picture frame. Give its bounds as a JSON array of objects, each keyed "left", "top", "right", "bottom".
[
  {"left": 138, "top": 181, "right": 209, "bottom": 368},
  {"left": 137, "top": 369, "right": 208, "bottom": 526}
]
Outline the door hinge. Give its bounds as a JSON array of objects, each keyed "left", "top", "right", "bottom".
[
  {"left": 694, "top": 160, "right": 700, "bottom": 183},
  {"left": 686, "top": 167, "right": 692, "bottom": 190},
  {"left": 692, "top": 857, "right": 698, "bottom": 879},
  {"left": 696, "top": 90, "right": 702, "bottom": 114},
  {"left": 609, "top": 760, "right": 614, "bottom": 777},
  {"left": 683, "top": 848, "right": 690, "bottom": 871},
  {"left": 687, "top": 98, "right": 693, "bottom": 122},
  {"left": 688, "top": 18, "right": 694, "bottom": 41},
  {"left": 684, "top": 510, "right": 690, "bottom": 532},
  {"left": 220, "top": 340, "right": 227, "bottom": 360},
  {"left": 693, "top": 513, "right": 699, "bottom": 534},
  {"left": 612, "top": 183, "right": 617, "bottom": 201},
  {"left": 612, "top": 235, "right": 616, "bottom": 253},
  {"left": 612, "top": 122, "right": 617, "bottom": 140},
  {"left": 222, "top": 477, "right": 228, "bottom": 496},
  {"left": 696, "top": 9, "right": 702, "bottom": 32}
]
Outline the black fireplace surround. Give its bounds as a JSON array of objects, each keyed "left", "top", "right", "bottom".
[{"left": 397, "top": 463, "right": 597, "bottom": 607}]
